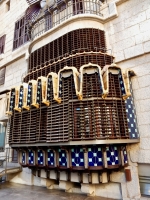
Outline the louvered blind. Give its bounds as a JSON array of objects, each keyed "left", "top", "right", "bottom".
[
  {"left": 0, "top": 35, "right": 6, "bottom": 54},
  {"left": 13, "top": 17, "right": 29, "bottom": 50},
  {"left": 0, "top": 67, "right": 6, "bottom": 85}
]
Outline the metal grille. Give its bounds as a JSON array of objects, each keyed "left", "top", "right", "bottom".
[
  {"left": 27, "top": 28, "right": 107, "bottom": 74},
  {"left": 9, "top": 72, "right": 130, "bottom": 144},
  {"left": 9, "top": 28, "right": 137, "bottom": 146},
  {"left": 25, "top": 53, "right": 112, "bottom": 82},
  {"left": 69, "top": 99, "right": 129, "bottom": 140}
]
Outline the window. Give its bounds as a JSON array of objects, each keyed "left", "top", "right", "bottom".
[
  {"left": 0, "top": 35, "right": 6, "bottom": 55},
  {"left": 0, "top": 67, "right": 6, "bottom": 85},
  {"left": 13, "top": 17, "right": 29, "bottom": 50}
]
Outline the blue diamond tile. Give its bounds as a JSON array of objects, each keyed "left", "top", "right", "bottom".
[
  {"left": 47, "top": 149, "right": 55, "bottom": 166},
  {"left": 118, "top": 70, "right": 126, "bottom": 96},
  {"left": 106, "top": 146, "right": 119, "bottom": 166},
  {"left": 28, "top": 150, "right": 34, "bottom": 165},
  {"left": 18, "top": 87, "right": 23, "bottom": 109},
  {"left": 71, "top": 147, "right": 84, "bottom": 167},
  {"left": 88, "top": 146, "right": 103, "bottom": 167},
  {"left": 59, "top": 149, "right": 67, "bottom": 167},
  {"left": 38, "top": 149, "right": 44, "bottom": 165},
  {"left": 125, "top": 80, "right": 139, "bottom": 139},
  {"left": 36, "top": 80, "right": 41, "bottom": 104},
  {"left": 27, "top": 85, "right": 32, "bottom": 106},
  {"left": 22, "top": 152, "right": 26, "bottom": 164},
  {"left": 9, "top": 90, "right": 15, "bottom": 112}
]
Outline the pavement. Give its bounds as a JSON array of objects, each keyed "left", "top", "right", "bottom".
[{"left": 0, "top": 182, "right": 119, "bottom": 200}]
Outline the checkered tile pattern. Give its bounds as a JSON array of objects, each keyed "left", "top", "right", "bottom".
[
  {"left": 28, "top": 150, "right": 34, "bottom": 165},
  {"left": 98, "top": 73, "right": 103, "bottom": 94},
  {"left": 122, "top": 146, "right": 128, "bottom": 164},
  {"left": 58, "top": 149, "right": 67, "bottom": 167},
  {"left": 47, "top": 77, "right": 52, "bottom": 101},
  {"left": 88, "top": 146, "right": 103, "bottom": 167},
  {"left": 118, "top": 70, "right": 126, "bottom": 96},
  {"left": 27, "top": 85, "right": 32, "bottom": 106},
  {"left": 22, "top": 152, "right": 26, "bottom": 164},
  {"left": 9, "top": 90, "right": 15, "bottom": 112},
  {"left": 47, "top": 149, "right": 54, "bottom": 166},
  {"left": 36, "top": 80, "right": 41, "bottom": 104},
  {"left": 125, "top": 80, "right": 139, "bottom": 139},
  {"left": 106, "top": 146, "right": 119, "bottom": 166},
  {"left": 125, "top": 96, "right": 138, "bottom": 139},
  {"left": 18, "top": 87, "right": 23, "bottom": 109},
  {"left": 38, "top": 149, "right": 44, "bottom": 165},
  {"left": 59, "top": 74, "right": 62, "bottom": 98},
  {"left": 71, "top": 147, "right": 84, "bottom": 167}
]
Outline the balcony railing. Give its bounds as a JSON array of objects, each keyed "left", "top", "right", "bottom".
[{"left": 29, "top": 0, "right": 103, "bottom": 40}]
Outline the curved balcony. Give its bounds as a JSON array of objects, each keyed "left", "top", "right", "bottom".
[
  {"left": 8, "top": 63, "right": 139, "bottom": 147},
  {"left": 29, "top": 0, "right": 103, "bottom": 40}
]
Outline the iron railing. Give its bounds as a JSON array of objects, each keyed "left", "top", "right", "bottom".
[
  {"left": 0, "top": 148, "right": 21, "bottom": 181},
  {"left": 30, "top": 0, "right": 103, "bottom": 40}
]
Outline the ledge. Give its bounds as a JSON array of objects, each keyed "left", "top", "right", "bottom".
[
  {"left": 0, "top": 116, "right": 8, "bottom": 122},
  {"left": 29, "top": 11, "right": 118, "bottom": 53},
  {"left": 10, "top": 139, "right": 140, "bottom": 147}
]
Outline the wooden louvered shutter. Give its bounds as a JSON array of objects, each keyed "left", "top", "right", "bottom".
[
  {"left": 0, "top": 35, "right": 6, "bottom": 54},
  {"left": 0, "top": 67, "right": 6, "bottom": 85}
]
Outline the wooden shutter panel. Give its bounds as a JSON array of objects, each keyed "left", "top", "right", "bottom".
[
  {"left": 0, "top": 35, "right": 6, "bottom": 54},
  {"left": 0, "top": 67, "right": 6, "bottom": 85}
]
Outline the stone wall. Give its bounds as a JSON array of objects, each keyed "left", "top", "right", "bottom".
[
  {"left": 105, "top": 0, "right": 150, "bottom": 62},
  {"left": 0, "top": 0, "right": 28, "bottom": 67}
]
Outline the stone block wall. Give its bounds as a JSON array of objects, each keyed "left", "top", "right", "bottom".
[
  {"left": 0, "top": 0, "right": 29, "bottom": 90},
  {"left": 0, "top": 0, "right": 28, "bottom": 57},
  {"left": 105, "top": 0, "right": 150, "bottom": 62},
  {"left": 105, "top": 0, "right": 150, "bottom": 165}
]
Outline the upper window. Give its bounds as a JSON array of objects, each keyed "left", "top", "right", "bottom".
[
  {"left": 13, "top": 17, "right": 29, "bottom": 50},
  {"left": 0, "top": 35, "right": 6, "bottom": 55}
]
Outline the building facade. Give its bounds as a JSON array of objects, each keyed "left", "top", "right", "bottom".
[{"left": 0, "top": 0, "right": 150, "bottom": 199}]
